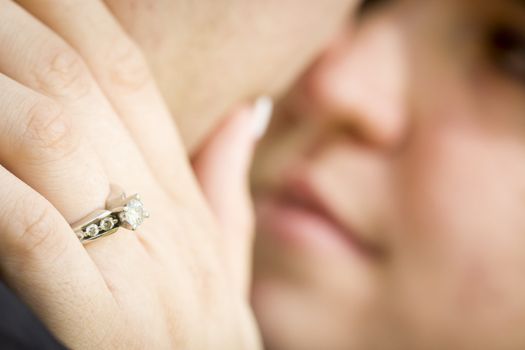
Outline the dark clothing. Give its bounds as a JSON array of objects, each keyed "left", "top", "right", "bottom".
[{"left": 0, "top": 282, "right": 65, "bottom": 350}]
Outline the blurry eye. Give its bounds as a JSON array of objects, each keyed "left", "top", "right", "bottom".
[
  {"left": 489, "top": 25, "right": 525, "bottom": 83},
  {"left": 358, "top": 0, "right": 390, "bottom": 16}
]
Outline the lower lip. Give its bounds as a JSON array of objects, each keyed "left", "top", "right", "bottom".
[{"left": 256, "top": 196, "right": 365, "bottom": 258}]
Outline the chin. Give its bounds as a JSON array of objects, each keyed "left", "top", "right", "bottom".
[{"left": 251, "top": 245, "right": 367, "bottom": 350}]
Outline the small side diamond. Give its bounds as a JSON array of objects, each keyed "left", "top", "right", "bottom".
[
  {"left": 85, "top": 224, "right": 99, "bottom": 237},
  {"left": 99, "top": 217, "right": 115, "bottom": 231}
]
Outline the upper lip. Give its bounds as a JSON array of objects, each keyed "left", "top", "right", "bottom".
[{"left": 275, "top": 168, "right": 383, "bottom": 257}]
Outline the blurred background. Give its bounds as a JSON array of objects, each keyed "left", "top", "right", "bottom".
[{"left": 250, "top": 1, "right": 525, "bottom": 349}]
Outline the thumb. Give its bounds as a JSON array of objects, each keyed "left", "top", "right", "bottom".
[{"left": 192, "top": 97, "right": 273, "bottom": 294}]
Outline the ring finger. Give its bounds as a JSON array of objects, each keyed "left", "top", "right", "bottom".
[{"left": 0, "top": 1, "right": 153, "bottom": 273}]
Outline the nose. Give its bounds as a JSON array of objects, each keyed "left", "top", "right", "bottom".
[{"left": 300, "top": 16, "right": 408, "bottom": 148}]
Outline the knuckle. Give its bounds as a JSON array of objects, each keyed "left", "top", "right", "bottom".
[
  {"left": 9, "top": 195, "right": 64, "bottom": 258},
  {"left": 21, "top": 99, "right": 78, "bottom": 161},
  {"left": 105, "top": 39, "right": 151, "bottom": 93},
  {"left": 31, "top": 46, "right": 92, "bottom": 99}
]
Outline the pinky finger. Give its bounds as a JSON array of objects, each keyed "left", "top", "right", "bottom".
[
  {"left": 192, "top": 97, "right": 273, "bottom": 294},
  {"left": 0, "top": 165, "right": 117, "bottom": 348}
]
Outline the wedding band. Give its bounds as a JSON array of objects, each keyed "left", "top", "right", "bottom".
[{"left": 71, "top": 186, "right": 149, "bottom": 243}]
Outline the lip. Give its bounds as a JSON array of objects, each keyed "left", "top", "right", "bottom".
[{"left": 256, "top": 172, "right": 378, "bottom": 259}]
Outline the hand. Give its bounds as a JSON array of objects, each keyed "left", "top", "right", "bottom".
[{"left": 0, "top": 1, "right": 269, "bottom": 348}]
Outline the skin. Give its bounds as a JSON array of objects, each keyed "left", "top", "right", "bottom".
[
  {"left": 0, "top": 0, "right": 360, "bottom": 348},
  {"left": 104, "top": 0, "right": 358, "bottom": 152},
  {"left": 252, "top": 0, "right": 525, "bottom": 349},
  {"left": 5, "top": 0, "right": 524, "bottom": 349}
]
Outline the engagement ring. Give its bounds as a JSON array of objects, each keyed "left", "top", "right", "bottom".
[{"left": 70, "top": 186, "right": 149, "bottom": 243}]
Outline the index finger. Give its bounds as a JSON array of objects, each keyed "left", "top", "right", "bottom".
[{"left": 18, "top": 0, "right": 196, "bottom": 200}]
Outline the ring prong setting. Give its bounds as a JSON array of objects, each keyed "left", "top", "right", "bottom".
[{"left": 116, "top": 195, "right": 148, "bottom": 231}]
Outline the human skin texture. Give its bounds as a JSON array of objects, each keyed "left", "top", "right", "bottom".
[
  {"left": 104, "top": 0, "right": 359, "bottom": 152},
  {"left": 251, "top": 0, "right": 525, "bottom": 349},
  {"left": 0, "top": 0, "right": 366, "bottom": 348},
  {"left": 0, "top": 0, "right": 286, "bottom": 348}
]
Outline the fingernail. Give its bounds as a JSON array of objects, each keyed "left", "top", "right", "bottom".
[{"left": 252, "top": 96, "right": 273, "bottom": 139}]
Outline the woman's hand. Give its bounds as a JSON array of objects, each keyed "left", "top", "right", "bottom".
[{"left": 0, "top": 0, "right": 269, "bottom": 348}]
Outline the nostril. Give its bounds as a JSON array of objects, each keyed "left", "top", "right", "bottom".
[
  {"left": 299, "top": 57, "right": 407, "bottom": 149},
  {"left": 295, "top": 14, "right": 409, "bottom": 151}
]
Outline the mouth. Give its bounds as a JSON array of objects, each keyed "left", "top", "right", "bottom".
[{"left": 255, "top": 171, "right": 381, "bottom": 259}]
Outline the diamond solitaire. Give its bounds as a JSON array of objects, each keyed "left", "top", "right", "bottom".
[{"left": 118, "top": 196, "right": 149, "bottom": 231}]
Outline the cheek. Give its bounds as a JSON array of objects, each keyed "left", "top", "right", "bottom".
[{"left": 389, "top": 113, "right": 525, "bottom": 346}]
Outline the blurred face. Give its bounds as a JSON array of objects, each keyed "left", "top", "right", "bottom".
[
  {"left": 252, "top": 0, "right": 525, "bottom": 349},
  {"left": 104, "top": 0, "right": 358, "bottom": 151}
]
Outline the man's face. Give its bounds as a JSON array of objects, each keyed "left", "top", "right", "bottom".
[
  {"left": 104, "top": 0, "right": 358, "bottom": 151},
  {"left": 252, "top": 0, "right": 525, "bottom": 349}
]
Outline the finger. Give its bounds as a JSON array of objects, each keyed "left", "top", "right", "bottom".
[
  {"left": 192, "top": 97, "right": 273, "bottom": 293},
  {"left": 0, "top": 73, "right": 108, "bottom": 223},
  {"left": 17, "top": 0, "right": 195, "bottom": 197},
  {"left": 0, "top": 165, "right": 116, "bottom": 348},
  {"left": 0, "top": 1, "right": 160, "bottom": 197},
  {"left": 0, "top": 2, "right": 160, "bottom": 292}
]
